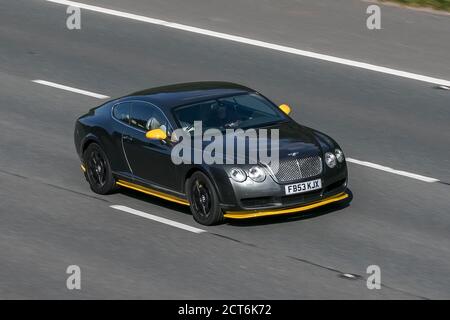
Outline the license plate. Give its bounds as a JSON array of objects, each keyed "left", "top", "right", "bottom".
[{"left": 285, "top": 179, "right": 322, "bottom": 195}]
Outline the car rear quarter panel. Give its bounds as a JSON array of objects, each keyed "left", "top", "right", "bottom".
[{"left": 75, "top": 102, "right": 130, "bottom": 174}]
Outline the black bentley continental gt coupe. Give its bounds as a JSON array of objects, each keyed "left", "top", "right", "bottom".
[{"left": 74, "top": 82, "right": 349, "bottom": 225}]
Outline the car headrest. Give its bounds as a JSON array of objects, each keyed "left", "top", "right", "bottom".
[{"left": 146, "top": 117, "right": 161, "bottom": 131}]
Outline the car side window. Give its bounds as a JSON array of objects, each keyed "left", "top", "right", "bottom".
[
  {"left": 113, "top": 102, "right": 131, "bottom": 124},
  {"left": 130, "top": 101, "right": 170, "bottom": 133}
]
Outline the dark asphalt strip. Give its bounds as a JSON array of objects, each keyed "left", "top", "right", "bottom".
[
  {"left": 0, "top": 168, "right": 110, "bottom": 203},
  {"left": 208, "top": 232, "right": 259, "bottom": 248},
  {"left": 288, "top": 256, "right": 429, "bottom": 300},
  {"left": 207, "top": 234, "right": 430, "bottom": 300}
]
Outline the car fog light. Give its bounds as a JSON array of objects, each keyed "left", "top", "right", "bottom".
[
  {"left": 248, "top": 166, "right": 266, "bottom": 182},
  {"left": 230, "top": 168, "right": 247, "bottom": 182},
  {"left": 335, "top": 149, "right": 344, "bottom": 163},
  {"left": 325, "top": 152, "right": 337, "bottom": 168}
]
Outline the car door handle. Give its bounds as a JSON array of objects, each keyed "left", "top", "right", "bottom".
[{"left": 123, "top": 135, "right": 133, "bottom": 142}]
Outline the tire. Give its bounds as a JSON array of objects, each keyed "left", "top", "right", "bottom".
[
  {"left": 83, "top": 143, "right": 116, "bottom": 195},
  {"left": 186, "top": 171, "right": 224, "bottom": 225}
]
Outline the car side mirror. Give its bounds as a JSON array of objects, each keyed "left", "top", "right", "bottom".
[
  {"left": 146, "top": 128, "right": 167, "bottom": 140},
  {"left": 279, "top": 104, "right": 291, "bottom": 115}
]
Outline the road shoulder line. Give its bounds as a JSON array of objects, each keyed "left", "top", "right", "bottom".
[{"left": 46, "top": 0, "right": 450, "bottom": 87}]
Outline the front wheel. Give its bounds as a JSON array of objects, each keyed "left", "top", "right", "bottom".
[
  {"left": 83, "top": 143, "right": 116, "bottom": 195},
  {"left": 186, "top": 171, "right": 224, "bottom": 225}
]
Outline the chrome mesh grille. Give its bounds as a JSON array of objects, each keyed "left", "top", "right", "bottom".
[{"left": 272, "top": 156, "right": 322, "bottom": 183}]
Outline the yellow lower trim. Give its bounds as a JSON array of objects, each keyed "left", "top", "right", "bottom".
[
  {"left": 81, "top": 164, "right": 86, "bottom": 172},
  {"left": 224, "top": 192, "right": 349, "bottom": 219},
  {"left": 116, "top": 180, "right": 190, "bottom": 206}
]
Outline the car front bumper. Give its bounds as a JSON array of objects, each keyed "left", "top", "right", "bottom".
[
  {"left": 217, "top": 162, "right": 349, "bottom": 218},
  {"left": 223, "top": 191, "right": 349, "bottom": 219}
]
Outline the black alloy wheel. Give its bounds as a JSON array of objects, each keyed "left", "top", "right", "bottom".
[
  {"left": 83, "top": 143, "right": 116, "bottom": 195},
  {"left": 187, "top": 171, "right": 224, "bottom": 225}
]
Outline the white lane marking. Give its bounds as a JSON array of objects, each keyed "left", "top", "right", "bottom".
[
  {"left": 46, "top": 0, "right": 450, "bottom": 87},
  {"left": 346, "top": 158, "right": 439, "bottom": 183},
  {"left": 32, "top": 80, "right": 110, "bottom": 99},
  {"left": 110, "top": 205, "right": 206, "bottom": 234}
]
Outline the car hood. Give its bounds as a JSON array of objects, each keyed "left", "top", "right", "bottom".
[
  {"left": 182, "top": 121, "right": 330, "bottom": 165},
  {"left": 271, "top": 121, "right": 322, "bottom": 159}
]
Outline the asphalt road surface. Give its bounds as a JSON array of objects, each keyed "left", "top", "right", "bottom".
[{"left": 0, "top": 0, "right": 449, "bottom": 299}]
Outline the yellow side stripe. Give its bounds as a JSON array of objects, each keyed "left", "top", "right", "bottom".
[
  {"left": 116, "top": 180, "right": 190, "bottom": 206},
  {"left": 224, "top": 192, "right": 349, "bottom": 219},
  {"left": 80, "top": 164, "right": 86, "bottom": 172}
]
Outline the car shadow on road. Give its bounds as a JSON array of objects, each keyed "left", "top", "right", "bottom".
[
  {"left": 117, "top": 188, "right": 192, "bottom": 215},
  {"left": 225, "top": 189, "right": 353, "bottom": 227},
  {"left": 117, "top": 187, "right": 353, "bottom": 227}
]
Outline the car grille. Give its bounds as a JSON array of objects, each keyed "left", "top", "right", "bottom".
[{"left": 271, "top": 156, "right": 322, "bottom": 183}]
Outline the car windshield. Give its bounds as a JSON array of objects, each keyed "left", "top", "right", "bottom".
[{"left": 172, "top": 93, "right": 287, "bottom": 133}]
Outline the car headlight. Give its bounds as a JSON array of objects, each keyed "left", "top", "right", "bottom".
[
  {"left": 248, "top": 166, "right": 266, "bottom": 182},
  {"left": 325, "top": 152, "right": 337, "bottom": 168},
  {"left": 335, "top": 149, "right": 344, "bottom": 163},
  {"left": 230, "top": 168, "right": 247, "bottom": 182}
]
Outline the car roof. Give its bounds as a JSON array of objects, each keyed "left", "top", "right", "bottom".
[{"left": 124, "top": 81, "right": 256, "bottom": 110}]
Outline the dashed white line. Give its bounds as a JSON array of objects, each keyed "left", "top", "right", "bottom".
[
  {"left": 46, "top": 0, "right": 450, "bottom": 87},
  {"left": 110, "top": 205, "right": 206, "bottom": 234},
  {"left": 32, "top": 80, "right": 110, "bottom": 99},
  {"left": 346, "top": 158, "right": 439, "bottom": 183}
]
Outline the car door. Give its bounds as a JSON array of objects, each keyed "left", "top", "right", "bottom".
[
  {"left": 111, "top": 101, "right": 134, "bottom": 178},
  {"left": 122, "top": 101, "right": 179, "bottom": 190}
]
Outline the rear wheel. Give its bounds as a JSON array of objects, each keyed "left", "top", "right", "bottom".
[
  {"left": 186, "top": 171, "right": 224, "bottom": 225},
  {"left": 83, "top": 143, "right": 116, "bottom": 194}
]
